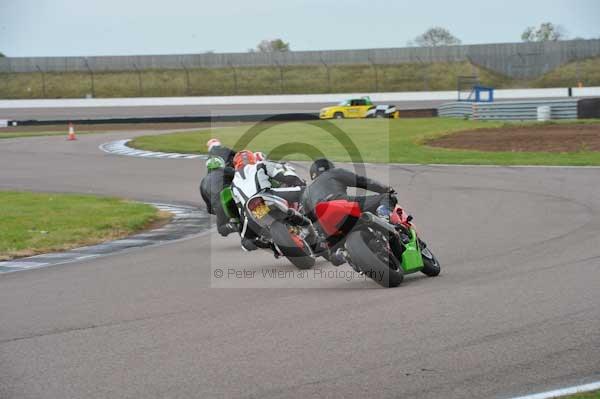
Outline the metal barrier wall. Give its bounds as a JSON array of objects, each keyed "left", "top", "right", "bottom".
[
  {"left": 438, "top": 99, "right": 580, "bottom": 120},
  {"left": 2, "top": 39, "right": 600, "bottom": 79}
]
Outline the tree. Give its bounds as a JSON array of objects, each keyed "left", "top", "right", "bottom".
[
  {"left": 414, "top": 27, "right": 462, "bottom": 47},
  {"left": 521, "top": 22, "right": 567, "bottom": 42},
  {"left": 255, "top": 39, "right": 290, "bottom": 53},
  {"left": 0, "top": 52, "right": 5, "bottom": 57}
]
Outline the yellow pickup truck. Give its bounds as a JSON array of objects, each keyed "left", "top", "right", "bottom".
[
  {"left": 319, "top": 97, "right": 397, "bottom": 119},
  {"left": 319, "top": 97, "right": 374, "bottom": 119}
]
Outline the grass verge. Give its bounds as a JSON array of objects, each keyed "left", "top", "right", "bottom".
[
  {"left": 559, "top": 390, "right": 600, "bottom": 398},
  {"left": 129, "top": 118, "right": 600, "bottom": 166},
  {"left": 0, "top": 191, "right": 169, "bottom": 260}
]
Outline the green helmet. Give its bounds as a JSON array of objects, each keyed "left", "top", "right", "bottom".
[{"left": 206, "top": 156, "right": 225, "bottom": 171}]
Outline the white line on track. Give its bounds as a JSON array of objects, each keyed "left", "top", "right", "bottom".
[
  {"left": 0, "top": 261, "right": 49, "bottom": 268},
  {"left": 510, "top": 381, "right": 600, "bottom": 399},
  {"left": 99, "top": 139, "right": 206, "bottom": 160}
]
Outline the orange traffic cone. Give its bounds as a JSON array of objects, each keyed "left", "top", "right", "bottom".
[{"left": 67, "top": 122, "right": 77, "bottom": 141}]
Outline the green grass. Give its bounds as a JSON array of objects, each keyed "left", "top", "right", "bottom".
[
  {"left": 532, "top": 57, "right": 600, "bottom": 88},
  {"left": 0, "top": 192, "right": 167, "bottom": 260},
  {"left": 558, "top": 390, "right": 600, "bottom": 399},
  {"left": 129, "top": 118, "right": 600, "bottom": 166}
]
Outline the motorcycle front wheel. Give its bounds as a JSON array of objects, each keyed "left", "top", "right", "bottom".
[
  {"left": 270, "top": 222, "right": 315, "bottom": 270},
  {"left": 420, "top": 246, "right": 441, "bottom": 277},
  {"left": 346, "top": 230, "right": 403, "bottom": 288}
]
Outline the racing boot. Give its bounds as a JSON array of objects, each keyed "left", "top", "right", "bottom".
[
  {"left": 329, "top": 248, "right": 347, "bottom": 267},
  {"left": 241, "top": 238, "right": 258, "bottom": 251},
  {"left": 218, "top": 222, "right": 239, "bottom": 237}
]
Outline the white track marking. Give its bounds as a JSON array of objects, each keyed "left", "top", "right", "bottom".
[
  {"left": 110, "top": 239, "right": 151, "bottom": 245},
  {"left": 73, "top": 254, "right": 101, "bottom": 261},
  {"left": 99, "top": 140, "right": 206, "bottom": 160},
  {"left": 510, "top": 381, "right": 600, "bottom": 399},
  {"left": 0, "top": 261, "right": 49, "bottom": 268},
  {"left": 28, "top": 253, "right": 77, "bottom": 259}
]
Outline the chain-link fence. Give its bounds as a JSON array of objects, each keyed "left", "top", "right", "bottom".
[{"left": 1, "top": 40, "right": 599, "bottom": 99}]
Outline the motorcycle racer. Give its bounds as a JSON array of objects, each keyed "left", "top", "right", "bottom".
[
  {"left": 199, "top": 156, "right": 238, "bottom": 237},
  {"left": 231, "top": 151, "right": 306, "bottom": 206},
  {"left": 206, "top": 138, "right": 236, "bottom": 167},
  {"left": 231, "top": 150, "right": 306, "bottom": 251},
  {"left": 302, "top": 158, "right": 397, "bottom": 220},
  {"left": 301, "top": 158, "right": 398, "bottom": 266}
]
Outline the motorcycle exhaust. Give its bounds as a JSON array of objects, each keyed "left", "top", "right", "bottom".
[
  {"left": 360, "top": 212, "right": 397, "bottom": 235},
  {"left": 286, "top": 208, "right": 312, "bottom": 227}
]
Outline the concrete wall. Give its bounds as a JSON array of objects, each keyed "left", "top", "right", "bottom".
[{"left": 1, "top": 87, "right": 598, "bottom": 109}]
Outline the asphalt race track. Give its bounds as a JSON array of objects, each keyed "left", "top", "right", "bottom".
[{"left": 1, "top": 131, "right": 599, "bottom": 398}]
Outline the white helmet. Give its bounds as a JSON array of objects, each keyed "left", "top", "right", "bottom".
[{"left": 206, "top": 138, "right": 222, "bottom": 151}]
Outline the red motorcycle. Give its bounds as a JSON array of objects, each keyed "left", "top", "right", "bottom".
[{"left": 314, "top": 196, "right": 440, "bottom": 287}]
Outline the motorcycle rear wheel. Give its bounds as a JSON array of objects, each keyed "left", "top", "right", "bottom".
[
  {"left": 346, "top": 230, "right": 403, "bottom": 288},
  {"left": 270, "top": 222, "right": 315, "bottom": 270}
]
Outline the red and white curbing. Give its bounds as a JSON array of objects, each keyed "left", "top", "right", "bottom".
[{"left": 100, "top": 139, "right": 207, "bottom": 160}]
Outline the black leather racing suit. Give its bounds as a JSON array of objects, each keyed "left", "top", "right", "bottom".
[
  {"left": 302, "top": 168, "right": 394, "bottom": 220},
  {"left": 200, "top": 166, "right": 235, "bottom": 236}
]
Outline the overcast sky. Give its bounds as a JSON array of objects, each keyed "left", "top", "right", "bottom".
[{"left": 1, "top": 0, "right": 599, "bottom": 57}]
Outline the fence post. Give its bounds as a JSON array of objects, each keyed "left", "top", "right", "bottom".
[
  {"left": 574, "top": 53, "right": 582, "bottom": 87},
  {"left": 83, "top": 58, "right": 95, "bottom": 98},
  {"left": 35, "top": 65, "right": 46, "bottom": 98},
  {"left": 368, "top": 56, "right": 379, "bottom": 92},
  {"left": 180, "top": 60, "right": 190, "bottom": 96},
  {"left": 228, "top": 61, "right": 238, "bottom": 95},
  {"left": 3, "top": 62, "right": 10, "bottom": 96},
  {"left": 132, "top": 63, "right": 143, "bottom": 96},
  {"left": 274, "top": 60, "right": 284, "bottom": 93},
  {"left": 320, "top": 55, "right": 331, "bottom": 92},
  {"left": 416, "top": 56, "right": 429, "bottom": 91}
]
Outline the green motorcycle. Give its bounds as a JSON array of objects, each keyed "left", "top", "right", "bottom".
[{"left": 313, "top": 194, "right": 441, "bottom": 288}]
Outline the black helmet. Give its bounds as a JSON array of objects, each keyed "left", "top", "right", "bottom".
[{"left": 310, "top": 158, "right": 334, "bottom": 180}]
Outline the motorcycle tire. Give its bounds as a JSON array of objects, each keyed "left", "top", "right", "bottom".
[
  {"left": 346, "top": 230, "right": 403, "bottom": 288},
  {"left": 270, "top": 222, "right": 315, "bottom": 270},
  {"left": 421, "top": 247, "right": 441, "bottom": 277}
]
